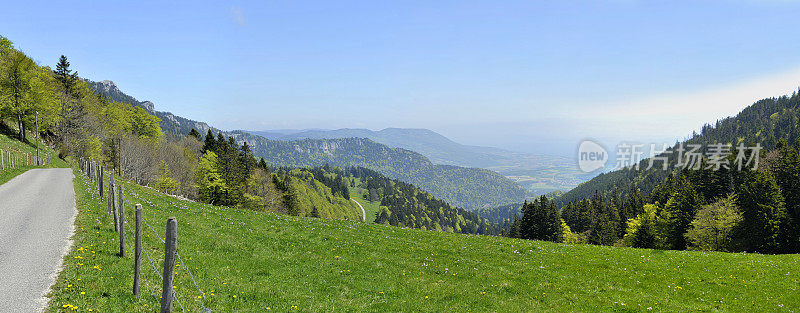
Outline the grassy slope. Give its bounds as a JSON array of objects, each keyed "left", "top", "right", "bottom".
[
  {"left": 349, "top": 186, "right": 382, "bottom": 222},
  {"left": 0, "top": 131, "right": 67, "bottom": 184},
  {"left": 48, "top": 169, "right": 799, "bottom": 312}
]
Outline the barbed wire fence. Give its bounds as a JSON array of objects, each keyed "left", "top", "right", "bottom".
[{"left": 78, "top": 158, "right": 211, "bottom": 312}]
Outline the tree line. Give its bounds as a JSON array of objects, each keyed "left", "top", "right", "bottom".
[
  {"left": 507, "top": 141, "right": 800, "bottom": 254},
  {"left": 342, "top": 166, "right": 499, "bottom": 235}
]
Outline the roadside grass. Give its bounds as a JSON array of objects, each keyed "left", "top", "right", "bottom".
[
  {"left": 0, "top": 131, "right": 67, "bottom": 185},
  {"left": 48, "top": 167, "right": 800, "bottom": 312}
]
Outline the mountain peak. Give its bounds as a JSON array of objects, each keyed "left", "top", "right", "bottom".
[
  {"left": 140, "top": 101, "right": 154, "bottom": 112},
  {"left": 95, "top": 80, "right": 120, "bottom": 93}
]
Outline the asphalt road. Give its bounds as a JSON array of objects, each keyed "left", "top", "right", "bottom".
[{"left": 0, "top": 168, "right": 76, "bottom": 312}]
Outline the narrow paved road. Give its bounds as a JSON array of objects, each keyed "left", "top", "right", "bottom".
[
  {"left": 0, "top": 168, "right": 76, "bottom": 312},
  {"left": 351, "top": 199, "right": 366, "bottom": 222}
]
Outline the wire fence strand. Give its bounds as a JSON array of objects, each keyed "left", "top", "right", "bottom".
[
  {"left": 81, "top": 165, "right": 208, "bottom": 312},
  {"left": 125, "top": 199, "right": 206, "bottom": 312}
]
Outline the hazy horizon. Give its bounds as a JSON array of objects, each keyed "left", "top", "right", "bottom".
[{"left": 4, "top": 0, "right": 800, "bottom": 157}]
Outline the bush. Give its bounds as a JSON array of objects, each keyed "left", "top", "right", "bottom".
[{"left": 685, "top": 194, "right": 742, "bottom": 252}]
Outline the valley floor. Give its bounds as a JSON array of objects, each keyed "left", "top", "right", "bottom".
[{"left": 47, "top": 167, "right": 799, "bottom": 312}]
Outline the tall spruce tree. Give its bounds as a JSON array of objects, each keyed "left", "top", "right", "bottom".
[
  {"left": 589, "top": 191, "right": 619, "bottom": 245},
  {"left": 663, "top": 176, "right": 703, "bottom": 250},
  {"left": 773, "top": 141, "right": 800, "bottom": 253},
  {"left": 736, "top": 170, "right": 787, "bottom": 253}
]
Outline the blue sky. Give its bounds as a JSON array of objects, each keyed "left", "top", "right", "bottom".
[{"left": 3, "top": 0, "right": 800, "bottom": 156}]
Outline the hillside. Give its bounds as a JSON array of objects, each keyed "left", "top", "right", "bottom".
[
  {"left": 84, "top": 80, "right": 527, "bottom": 210},
  {"left": 249, "top": 128, "right": 592, "bottom": 194},
  {"left": 47, "top": 167, "right": 800, "bottom": 312},
  {"left": 84, "top": 79, "right": 217, "bottom": 138},
  {"left": 0, "top": 125, "right": 67, "bottom": 183},
  {"left": 556, "top": 90, "right": 800, "bottom": 208},
  {"left": 229, "top": 131, "right": 527, "bottom": 211},
  {"left": 252, "top": 128, "right": 497, "bottom": 167}
]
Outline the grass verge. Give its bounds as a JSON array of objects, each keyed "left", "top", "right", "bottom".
[{"left": 0, "top": 132, "right": 68, "bottom": 184}]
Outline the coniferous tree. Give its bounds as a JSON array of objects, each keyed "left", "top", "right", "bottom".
[
  {"left": 509, "top": 213, "right": 521, "bottom": 238},
  {"left": 203, "top": 130, "right": 216, "bottom": 152},
  {"left": 773, "top": 141, "right": 800, "bottom": 253},
  {"left": 663, "top": 177, "right": 703, "bottom": 250},
  {"left": 735, "top": 170, "right": 787, "bottom": 253},
  {"left": 631, "top": 217, "right": 656, "bottom": 248},
  {"left": 589, "top": 191, "right": 619, "bottom": 245},
  {"left": 188, "top": 128, "right": 201, "bottom": 140},
  {"left": 53, "top": 55, "right": 81, "bottom": 149}
]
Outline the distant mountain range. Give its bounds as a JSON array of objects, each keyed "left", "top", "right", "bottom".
[
  {"left": 228, "top": 131, "right": 527, "bottom": 210},
  {"left": 248, "top": 128, "right": 593, "bottom": 194},
  {"left": 85, "top": 79, "right": 528, "bottom": 210}
]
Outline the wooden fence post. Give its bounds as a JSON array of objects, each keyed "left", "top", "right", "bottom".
[
  {"left": 112, "top": 184, "right": 119, "bottom": 232},
  {"left": 108, "top": 180, "right": 115, "bottom": 215},
  {"left": 161, "top": 217, "right": 177, "bottom": 313},
  {"left": 100, "top": 166, "right": 104, "bottom": 200},
  {"left": 35, "top": 111, "right": 39, "bottom": 166},
  {"left": 133, "top": 204, "right": 142, "bottom": 296},
  {"left": 119, "top": 186, "right": 126, "bottom": 257}
]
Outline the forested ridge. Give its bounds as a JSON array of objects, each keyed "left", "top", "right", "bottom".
[
  {"left": 557, "top": 92, "right": 800, "bottom": 207},
  {"left": 229, "top": 130, "right": 528, "bottom": 211},
  {"left": 511, "top": 90, "right": 800, "bottom": 253},
  {"left": 278, "top": 165, "right": 499, "bottom": 235},
  {"left": 82, "top": 80, "right": 530, "bottom": 212}
]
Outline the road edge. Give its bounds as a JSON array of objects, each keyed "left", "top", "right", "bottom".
[{"left": 37, "top": 169, "right": 78, "bottom": 312}]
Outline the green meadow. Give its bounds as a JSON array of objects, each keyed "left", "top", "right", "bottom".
[{"left": 44, "top": 166, "right": 800, "bottom": 312}]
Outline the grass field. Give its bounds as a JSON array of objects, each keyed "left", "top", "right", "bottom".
[{"left": 45, "top": 166, "right": 800, "bottom": 312}]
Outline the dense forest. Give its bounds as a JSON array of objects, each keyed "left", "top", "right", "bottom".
[
  {"left": 281, "top": 165, "right": 500, "bottom": 235},
  {"left": 517, "top": 91, "right": 800, "bottom": 254},
  {"left": 229, "top": 130, "right": 527, "bottom": 211},
  {"left": 346, "top": 166, "right": 498, "bottom": 235},
  {"left": 557, "top": 92, "right": 800, "bottom": 208},
  {"left": 476, "top": 191, "right": 564, "bottom": 224}
]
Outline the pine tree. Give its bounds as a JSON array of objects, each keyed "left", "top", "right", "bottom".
[
  {"left": 736, "top": 170, "right": 787, "bottom": 253},
  {"left": 203, "top": 130, "right": 216, "bottom": 152},
  {"left": 388, "top": 210, "right": 399, "bottom": 226},
  {"left": 188, "top": 128, "right": 201, "bottom": 140},
  {"left": 589, "top": 191, "right": 619, "bottom": 245},
  {"left": 509, "top": 213, "right": 521, "bottom": 238},
  {"left": 631, "top": 217, "right": 656, "bottom": 248},
  {"left": 54, "top": 55, "right": 80, "bottom": 148},
  {"left": 663, "top": 176, "right": 703, "bottom": 250},
  {"left": 773, "top": 141, "right": 800, "bottom": 253},
  {"left": 519, "top": 200, "right": 534, "bottom": 239}
]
